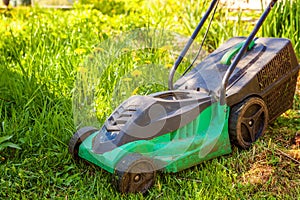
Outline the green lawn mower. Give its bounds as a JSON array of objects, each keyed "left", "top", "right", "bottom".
[{"left": 69, "top": 0, "right": 299, "bottom": 194}]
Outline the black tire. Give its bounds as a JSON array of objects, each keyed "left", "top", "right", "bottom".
[
  {"left": 68, "top": 126, "right": 98, "bottom": 159},
  {"left": 114, "top": 154, "right": 156, "bottom": 194},
  {"left": 229, "top": 97, "right": 268, "bottom": 149}
]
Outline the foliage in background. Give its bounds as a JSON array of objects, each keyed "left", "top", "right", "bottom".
[
  {"left": 0, "top": 0, "right": 299, "bottom": 199},
  {"left": 79, "top": 0, "right": 133, "bottom": 15},
  {"left": 262, "top": 0, "right": 300, "bottom": 55}
]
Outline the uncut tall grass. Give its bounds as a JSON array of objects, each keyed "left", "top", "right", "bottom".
[{"left": 262, "top": 0, "right": 300, "bottom": 56}]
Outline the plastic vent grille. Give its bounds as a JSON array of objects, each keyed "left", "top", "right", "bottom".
[
  {"left": 264, "top": 74, "right": 298, "bottom": 122},
  {"left": 257, "top": 46, "right": 292, "bottom": 90},
  {"left": 106, "top": 106, "right": 136, "bottom": 131}
]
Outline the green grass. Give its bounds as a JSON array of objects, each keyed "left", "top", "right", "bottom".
[
  {"left": 0, "top": 1, "right": 299, "bottom": 199},
  {"left": 262, "top": 0, "right": 300, "bottom": 56}
]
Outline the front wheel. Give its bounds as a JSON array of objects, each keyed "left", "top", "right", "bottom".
[
  {"left": 229, "top": 97, "right": 269, "bottom": 149},
  {"left": 68, "top": 126, "right": 98, "bottom": 159},
  {"left": 114, "top": 154, "right": 156, "bottom": 194}
]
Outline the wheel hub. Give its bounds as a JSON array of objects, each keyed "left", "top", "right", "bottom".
[
  {"left": 248, "top": 119, "right": 254, "bottom": 127},
  {"left": 134, "top": 174, "right": 141, "bottom": 182}
]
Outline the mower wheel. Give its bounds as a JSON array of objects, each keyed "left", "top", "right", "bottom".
[
  {"left": 68, "top": 126, "right": 98, "bottom": 159},
  {"left": 114, "top": 154, "right": 156, "bottom": 194},
  {"left": 229, "top": 97, "right": 268, "bottom": 149}
]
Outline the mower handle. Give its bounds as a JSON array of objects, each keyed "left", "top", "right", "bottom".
[
  {"left": 168, "top": 0, "right": 219, "bottom": 90},
  {"left": 220, "top": 0, "right": 278, "bottom": 105}
]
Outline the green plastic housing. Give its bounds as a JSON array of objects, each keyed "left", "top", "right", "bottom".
[{"left": 79, "top": 103, "right": 232, "bottom": 173}]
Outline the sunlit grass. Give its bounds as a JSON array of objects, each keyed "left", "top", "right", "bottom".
[{"left": 262, "top": 0, "right": 300, "bottom": 55}]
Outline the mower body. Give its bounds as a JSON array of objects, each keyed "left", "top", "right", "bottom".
[
  {"left": 76, "top": 37, "right": 299, "bottom": 173},
  {"left": 79, "top": 93, "right": 231, "bottom": 173},
  {"left": 175, "top": 37, "right": 299, "bottom": 122}
]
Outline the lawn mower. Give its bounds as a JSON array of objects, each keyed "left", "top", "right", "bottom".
[{"left": 69, "top": 0, "right": 299, "bottom": 194}]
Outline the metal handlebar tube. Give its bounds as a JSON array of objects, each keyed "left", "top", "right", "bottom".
[
  {"left": 168, "top": 0, "right": 219, "bottom": 90},
  {"left": 220, "top": 0, "right": 278, "bottom": 105}
]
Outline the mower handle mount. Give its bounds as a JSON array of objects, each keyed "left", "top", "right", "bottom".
[
  {"left": 168, "top": 0, "right": 278, "bottom": 105},
  {"left": 168, "top": 0, "right": 219, "bottom": 90}
]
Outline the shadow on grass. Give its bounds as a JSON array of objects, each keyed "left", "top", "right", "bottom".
[{"left": 0, "top": 66, "right": 74, "bottom": 155}]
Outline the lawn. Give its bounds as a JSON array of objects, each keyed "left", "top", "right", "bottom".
[{"left": 0, "top": 0, "right": 299, "bottom": 199}]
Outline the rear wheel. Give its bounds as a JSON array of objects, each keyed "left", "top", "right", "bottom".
[
  {"left": 114, "top": 154, "right": 156, "bottom": 194},
  {"left": 229, "top": 97, "right": 268, "bottom": 149},
  {"left": 68, "top": 126, "right": 98, "bottom": 159}
]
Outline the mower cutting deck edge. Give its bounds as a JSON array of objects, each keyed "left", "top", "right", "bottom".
[{"left": 69, "top": 0, "right": 300, "bottom": 194}]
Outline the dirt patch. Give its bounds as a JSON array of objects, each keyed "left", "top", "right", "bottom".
[
  {"left": 296, "top": 73, "right": 300, "bottom": 95},
  {"left": 292, "top": 131, "right": 300, "bottom": 147},
  {"left": 241, "top": 163, "right": 274, "bottom": 185},
  {"left": 286, "top": 150, "right": 300, "bottom": 161},
  {"left": 287, "top": 131, "right": 300, "bottom": 160}
]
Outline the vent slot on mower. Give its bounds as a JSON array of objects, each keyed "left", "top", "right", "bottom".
[
  {"left": 264, "top": 74, "right": 298, "bottom": 122},
  {"left": 106, "top": 106, "right": 137, "bottom": 131},
  {"left": 257, "top": 44, "right": 293, "bottom": 90},
  {"left": 256, "top": 42, "right": 299, "bottom": 122}
]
